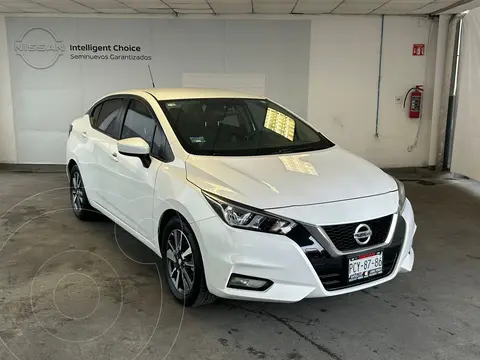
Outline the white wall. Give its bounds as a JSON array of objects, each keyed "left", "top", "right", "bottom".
[
  {"left": 0, "top": 16, "right": 16, "bottom": 163},
  {"left": 0, "top": 15, "right": 442, "bottom": 167},
  {"left": 308, "top": 16, "right": 437, "bottom": 168}
]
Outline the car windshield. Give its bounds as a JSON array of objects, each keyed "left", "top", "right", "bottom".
[{"left": 159, "top": 98, "right": 334, "bottom": 156}]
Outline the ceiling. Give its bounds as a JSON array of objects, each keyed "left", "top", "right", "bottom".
[{"left": 0, "top": 0, "right": 473, "bottom": 15}]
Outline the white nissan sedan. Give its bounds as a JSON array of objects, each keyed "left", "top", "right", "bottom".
[{"left": 66, "top": 88, "right": 416, "bottom": 307}]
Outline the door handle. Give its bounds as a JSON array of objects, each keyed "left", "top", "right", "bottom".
[
  {"left": 109, "top": 152, "right": 119, "bottom": 162},
  {"left": 81, "top": 131, "right": 88, "bottom": 139}
]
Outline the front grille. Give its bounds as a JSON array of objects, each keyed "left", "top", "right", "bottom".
[
  {"left": 309, "top": 216, "right": 406, "bottom": 291},
  {"left": 322, "top": 215, "right": 393, "bottom": 252}
]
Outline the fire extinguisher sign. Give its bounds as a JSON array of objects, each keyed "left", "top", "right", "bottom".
[{"left": 412, "top": 44, "right": 425, "bottom": 56}]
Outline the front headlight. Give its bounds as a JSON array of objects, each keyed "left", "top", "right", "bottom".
[
  {"left": 203, "top": 192, "right": 296, "bottom": 235},
  {"left": 394, "top": 178, "right": 406, "bottom": 213}
]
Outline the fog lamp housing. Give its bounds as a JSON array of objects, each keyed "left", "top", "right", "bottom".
[{"left": 227, "top": 274, "right": 272, "bottom": 291}]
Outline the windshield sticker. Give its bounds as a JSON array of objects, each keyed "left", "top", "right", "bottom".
[
  {"left": 190, "top": 136, "right": 206, "bottom": 144},
  {"left": 166, "top": 102, "right": 177, "bottom": 107}
]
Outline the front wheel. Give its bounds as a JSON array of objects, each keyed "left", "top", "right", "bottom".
[{"left": 161, "top": 216, "right": 216, "bottom": 307}]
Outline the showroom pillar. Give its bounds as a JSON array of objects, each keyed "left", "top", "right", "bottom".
[
  {"left": 428, "top": 15, "right": 449, "bottom": 168},
  {"left": 0, "top": 15, "right": 17, "bottom": 163}
]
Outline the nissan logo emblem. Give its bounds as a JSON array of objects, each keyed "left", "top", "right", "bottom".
[
  {"left": 15, "top": 27, "right": 65, "bottom": 69},
  {"left": 353, "top": 224, "right": 372, "bottom": 245}
]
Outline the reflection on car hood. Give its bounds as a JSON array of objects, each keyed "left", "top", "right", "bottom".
[{"left": 186, "top": 146, "right": 397, "bottom": 209}]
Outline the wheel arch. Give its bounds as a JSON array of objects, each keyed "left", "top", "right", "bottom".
[
  {"left": 67, "top": 158, "right": 77, "bottom": 173},
  {"left": 66, "top": 156, "right": 94, "bottom": 202},
  {"left": 66, "top": 158, "right": 78, "bottom": 183},
  {"left": 157, "top": 208, "right": 191, "bottom": 257},
  {"left": 66, "top": 152, "right": 82, "bottom": 176}
]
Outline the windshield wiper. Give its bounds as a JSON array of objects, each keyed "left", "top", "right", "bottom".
[
  {"left": 269, "top": 144, "right": 316, "bottom": 155},
  {"left": 272, "top": 148, "right": 295, "bottom": 154}
]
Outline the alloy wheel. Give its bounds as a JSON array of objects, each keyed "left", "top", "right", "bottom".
[
  {"left": 166, "top": 229, "right": 195, "bottom": 295},
  {"left": 71, "top": 172, "right": 84, "bottom": 212}
]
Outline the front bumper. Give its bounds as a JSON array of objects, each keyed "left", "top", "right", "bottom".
[{"left": 193, "top": 199, "right": 416, "bottom": 302}]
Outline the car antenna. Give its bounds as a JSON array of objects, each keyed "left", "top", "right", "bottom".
[{"left": 148, "top": 65, "right": 155, "bottom": 88}]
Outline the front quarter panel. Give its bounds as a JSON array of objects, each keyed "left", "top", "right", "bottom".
[{"left": 153, "top": 158, "right": 216, "bottom": 253}]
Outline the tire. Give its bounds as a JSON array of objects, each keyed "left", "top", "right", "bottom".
[
  {"left": 69, "top": 164, "right": 100, "bottom": 221},
  {"left": 161, "top": 216, "right": 217, "bottom": 307}
]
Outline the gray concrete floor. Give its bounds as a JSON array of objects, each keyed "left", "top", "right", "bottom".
[{"left": 1, "top": 171, "right": 480, "bottom": 360}]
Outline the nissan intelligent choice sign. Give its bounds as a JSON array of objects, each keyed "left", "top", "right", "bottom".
[
  {"left": 15, "top": 27, "right": 152, "bottom": 69},
  {"left": 69, "top": 44, "right": 152, "bottom": 61}
]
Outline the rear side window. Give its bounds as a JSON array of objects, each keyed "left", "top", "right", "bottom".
[{"left": 96, "top": 98, "right": 124, "bottom": 139}]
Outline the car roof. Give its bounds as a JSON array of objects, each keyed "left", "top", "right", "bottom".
[{"left": 110, "top": 88, "right": 265, "bottom": 101}]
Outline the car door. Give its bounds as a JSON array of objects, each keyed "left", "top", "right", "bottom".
[
  {"left": 87, "top": 97, "right": 125, "bottom": 215},
  {"left": 115, "top": 97, "right": 173, "bottom": 246},
  {"left": 74, "top": 102, "right": 103, "bottom": 203}
]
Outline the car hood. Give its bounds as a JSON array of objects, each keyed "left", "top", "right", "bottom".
[{"left": 186, "top": 146, "right": 397, "bottom": 209}]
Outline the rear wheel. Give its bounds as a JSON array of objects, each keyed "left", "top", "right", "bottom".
[
  {"left": 161, "top": 216, "right": 216, "bottom": 307},
  {"left": 69, "top": 165, "right": 100, "bottom": 221}
]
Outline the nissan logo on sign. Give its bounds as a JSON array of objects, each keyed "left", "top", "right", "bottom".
[{"left": 15, "top": 27, "right": 64, "bottom": 69}]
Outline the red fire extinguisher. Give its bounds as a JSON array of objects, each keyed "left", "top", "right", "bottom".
[{"left": 403, "top": 85, "right": 423, "bottom": 119}]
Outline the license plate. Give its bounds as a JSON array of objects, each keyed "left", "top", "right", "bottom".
[{"left": 348, "top": 251, "right": 383, "bottom": 282}]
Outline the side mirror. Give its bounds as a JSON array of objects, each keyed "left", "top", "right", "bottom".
[{"left": 117, "top": 137, "right": 151, "bottom": 168}]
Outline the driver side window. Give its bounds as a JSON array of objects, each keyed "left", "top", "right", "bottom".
[
  {"left": 121, "top": 99, "right": 173, "bottom": 161},
  {"left": 121, "top": 99, "right": 156, "bottom": 146}
]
